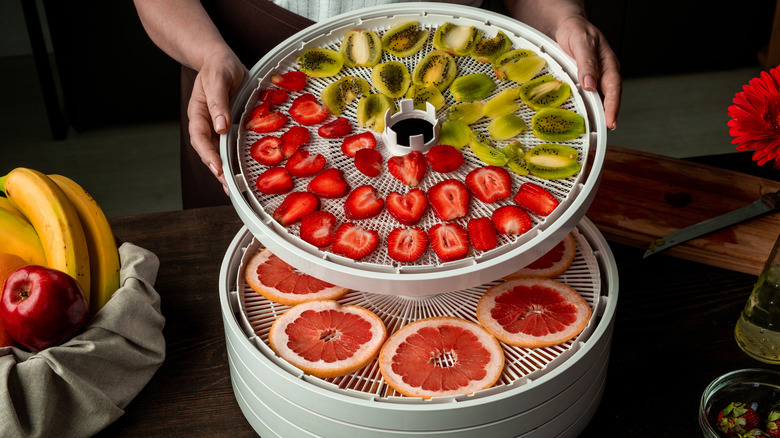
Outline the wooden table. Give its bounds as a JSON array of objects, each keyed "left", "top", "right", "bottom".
[{"left": 94, "top": 150, "right": 776, "bottom": 437}]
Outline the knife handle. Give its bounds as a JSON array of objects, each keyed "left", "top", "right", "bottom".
[{"left": 762, "top": 190, "right": 780, "bottom": 210}]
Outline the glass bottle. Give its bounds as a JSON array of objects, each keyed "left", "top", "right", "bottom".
[{"left": 735, "top": 231, "right": 780, "bottom": 364}]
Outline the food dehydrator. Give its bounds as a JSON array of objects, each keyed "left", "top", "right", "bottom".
[{"left": 218, "top": 3, "right": 617, "bottom": 436}]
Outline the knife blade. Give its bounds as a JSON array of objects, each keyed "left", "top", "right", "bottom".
[{"left": 643, "top": 190, "right": 780, "bottom": 258}]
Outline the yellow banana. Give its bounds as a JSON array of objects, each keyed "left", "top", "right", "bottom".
[
  {"left": 0, "top": 168, "right": 90, "bottom": 301},
  {"left": 49, "top": 174, "right": 120, "bottom": 315},
  {"left": 0, "top": 196, "right": 28, "bottom": 223},
  {"left": 0, "top": 207, "right": 47, "bottom": 265}
]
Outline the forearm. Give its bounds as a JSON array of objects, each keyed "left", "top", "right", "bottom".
[
  {"left": 132, "top": 0, "right": 233, "bottom": 71},
  {"left": 502, "top": 0, "right": 586, "bottom": 37}
]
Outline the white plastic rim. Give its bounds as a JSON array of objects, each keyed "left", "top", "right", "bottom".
[
  {"left": 221, "top": 3, "right": 608, "bottom": 296},
  {"left": 218, "top": 216, "right": 618, "bottom": 435}
]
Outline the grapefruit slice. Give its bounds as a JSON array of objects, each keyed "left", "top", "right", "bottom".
[
  {"left": 245, "top": 248, "right": 349, "bottom": 305},
  {"left": 378, "top": 317, "right": 505, "bottom": 399},
  {"left": 477, "top": 277, "right": 591, "bottom": 348},
  {"left": 268, "top": 300, "right": 387, "bottom": 378},
  {"left": 506, "top": 233, "right": 576, "bottom": 279}
]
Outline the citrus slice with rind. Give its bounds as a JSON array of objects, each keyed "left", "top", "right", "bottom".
[
  {"left": 378, "top": 317, "right": 505, "bottom": 399},
  {"left": 269, "top": 300, "right": 387, "bottom": 378},
  {"left": 245, "top": 248, "right": 349, "bottom": 305},
  {"left": 505, "top": 233, "right": 576, "bottom": 279},
  {"left": 477, "top": 277, "right": 591, "bottom": 348}
]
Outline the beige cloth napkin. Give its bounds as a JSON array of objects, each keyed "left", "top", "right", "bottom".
[{"left": 0, "top": 243, "right": 166, "bottom": 438}]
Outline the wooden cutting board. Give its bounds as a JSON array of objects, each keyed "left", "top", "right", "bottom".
[{"left": 585, "top": 146, "right": 780, "bottom": 275}]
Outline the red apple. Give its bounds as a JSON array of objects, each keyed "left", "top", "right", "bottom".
[{"left": 1, "top": 265, "right": 89, "bottom": 352}]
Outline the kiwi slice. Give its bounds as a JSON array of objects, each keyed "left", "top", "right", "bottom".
[
  {"left": 371, "top": 61, "right": 411, "bottom": 99},
  {"left": 412, "top": 50, "right": 458, "bottom": 92},
  {"left": 500, "top": 141, "right": 523, "bottom": 159},
  {"left": 357, "top": 93, "right": 396, "bottom": 132},
  {"left": 449, "top": 73, "right": 495, "bottom": 103},
  {"left": 297, "top": 48, "right": 344, "bottom": 78},
  {"left": 526, "top": 144, "right": 581, "bottom": 179},
  {"left": 405, "top": 84, "right": 446, "bottom": 111},
  {"left": 447, "top": 102, "right": 484, "bottom": 125},
  {"left": 382, "top": 21, "right": 429, "bottom": 57},
  {"left": 487, "top": 114, "right": 528, "bottom": 141},
  {"left": 493, "top": 48, "right": 537, "bottom": 69},
  {"left": 497, "top": 56, "right": 547, "bottom": 84},
  {"left": 483, "top": 87, "right": 521, "bottom": 119},
  {"left": 519, "top": 75, "right": 571, "bottom": 110},
  {"left": 531, "top": 108, "right": 585, "bottom": 142},
  {"left": 432, "top": 22, "right": 481, "bottom": 56},
  {"left": 471, "top": 30, "right": 512, "bottom": 64},
  {"left": 321, "top": 76, "right": 370, "bottom": 116},
  {"left": 340, "top": 30, "right": 382, "bottom": 68},
  {"left": 468, "top": 130, "right": 508, "bottom": 166},
  {"left": 439, "top": 120, "right": 471, "bottom": 149}
]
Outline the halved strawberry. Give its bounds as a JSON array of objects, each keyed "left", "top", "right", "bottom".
[
  {"left": 249, "top": 136, "right": 284, "bottom": 166},
  {"left": 307, "top": 168, "right": 350, "bottom": 198},
  {"left": 387, "top": 227, "right": 428, "bottom": 262},
  {"left": 425, "top": 144, "right": 464, "bottom": 173},
  {"left": 245, "top": 111, "right": 288, "bottom": 133},
  {"left": 280, "top": 126, "right": 310, "bottom": 158},
  {"left": 331, "top": 223, "right": 379, "bottom": 260},
  {"left": 467, "top": 217, "right": 498, "bottom": 252},
  {"left": 285, "top": 150, "right": 326, "bottom": 177},
  {"left": 387, "top": 151, "right": 427, "bottom": 187},
  {"left": 271, "top": 70, "right": 307, "bottom": 91},
  {"left": 354, "top": 148, "right": 382, "bottom": 177},
  {"left": 299, "top": 210, "right": 337, "bottom": 247},
  {"left": 255, "top": 166, "right": 293, "bottom": 195},
  {"left": 514, "top": 182, "right": 559, "bottom": 216},
  {"left": 429, "top": 223, "right": 469, "bottom": 262},
  {"left": 428, "top": 179, "right": 470, "bottom": 222},
  {"left": 289, "top": 93, "right": 328, "bottom": 126},
  {"left": 386, "top": 189, "right": 427, "bottom": 225},
  {"left": 465, "top": 166, "right": 512, "bottom": 203},
  {"left": 492, "top": 205, "right": 532, "bottom": 236},
  {"left": 344, "top": 185, "right": 384, "bottom": 220},
  {"left": 318, "top": 117, "right": 352, "bottom": 138},
  {"left": 273, "top": 192, "right": 320, "bottom": 226},
  {"left": 258, "top": 88, "right": 288, "bottom": 106},
  {"left": 341, "top": 131, "right": 377, "bottom": 157}
]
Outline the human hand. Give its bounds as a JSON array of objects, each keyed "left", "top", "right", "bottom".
[
  {"left": 186, "top": 51, "right": 248, "bottom": 192},
  {"left": 552, "top": 15, "right": 621, "bottom": 130}
]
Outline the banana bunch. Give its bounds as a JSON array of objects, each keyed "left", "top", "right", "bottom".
[{"left": 0, "top": 168, "right": 121, "bottom": 316}]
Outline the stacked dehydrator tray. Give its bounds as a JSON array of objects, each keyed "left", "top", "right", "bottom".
[{"left": 218, "top": 4, "right": 618, "bottom": 437}]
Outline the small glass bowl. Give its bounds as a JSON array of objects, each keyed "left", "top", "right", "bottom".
[{"left": 699, "top": 368, "right": 780, "bottom": 437}]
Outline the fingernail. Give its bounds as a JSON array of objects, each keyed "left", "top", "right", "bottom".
[
  {"left": 584, "top": 75, "right": 596, "bottom": 90},
  {"left": 209, "top": 162, "right": 221, "bottom": 177},
  {"left": 215, "top": 115, "right": 227, "bottom": 133}
]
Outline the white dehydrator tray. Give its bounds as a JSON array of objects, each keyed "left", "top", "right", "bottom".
[
  {"left": 220, "top": 3, "right": 608, "bottom": 296},
  {"left": 218, "top": 217, "right": 618, "bottom": 437}
]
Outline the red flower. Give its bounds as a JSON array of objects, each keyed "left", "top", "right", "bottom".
[{"left": 728, "top": 66, "right": 780, "bottom": 168}]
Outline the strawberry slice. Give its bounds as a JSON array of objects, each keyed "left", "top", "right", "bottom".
[
  {"left": 387, "top": 227, "right": 428, "bottom": 262},
  {"left": 273, "top": 192, "right": 320, "bottom": 226},
  {"left": 428, "top": 179, "right": 470, "bottom": 222},
  {"left": 387, "top": 151, "right": 427, "bottom": 187},
  {"left": 307, "top": 168, "right": 350, "bottom": 198},
  {"left": 249, "top": 136, "right": 284, "bottom": 166},
  {"left": 289, "top": 93, "right": 329, "bottom": 126},
  {"left": 386, "top": 189, "right": 427, "bottom": 225},
  {"left": 255, "top": 166, "right": 293, "bottom": 194},
  {"left": 259, "top": 88, "right": 288, "bottom": 106},
  {"left": 341, "top": 131, "right": 377, "bottom": 157},
  {"left": 465, "top": 166, "right": 512, "bottom": 203},
  {"left": 344, "top": 185, "right": 384, "bottom": 220},
  {"left": 425, "top": 144, "right": 464, "bottom": 173},
  {"left": 318, "top": 117, "right": 352, "bottom": 138},
  {"left": 467, "top": 217, "right": 498, "bottom": 251},
  {"left": 492, "top": 205, "right": 532, "bottom": 236},
  {"left": 331, "top": 223, "right": 379, "bottom": 260},
  {"left": 285, "top": 150, "right": 326, "bottom": 177},
  {"left": 299, "top": 210, "right": 337, "bottom": 247},
  {"left": 354, "top": 148, "right": 383, "bottom": 177},
  {"left": 429, "top": 223, "right": 469, "bottom": 262},
  {"left": 514, "top": 182, "right": 559, "bottom": 216},
  {"left": 271, "top": 70, "right": 307, "bottom": 91},
  {"left": 245, "top": 111, "right": 287, "bottom": 133},
  {"left": 280, "top": 126, "right": 310, "bottom": 158}
]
